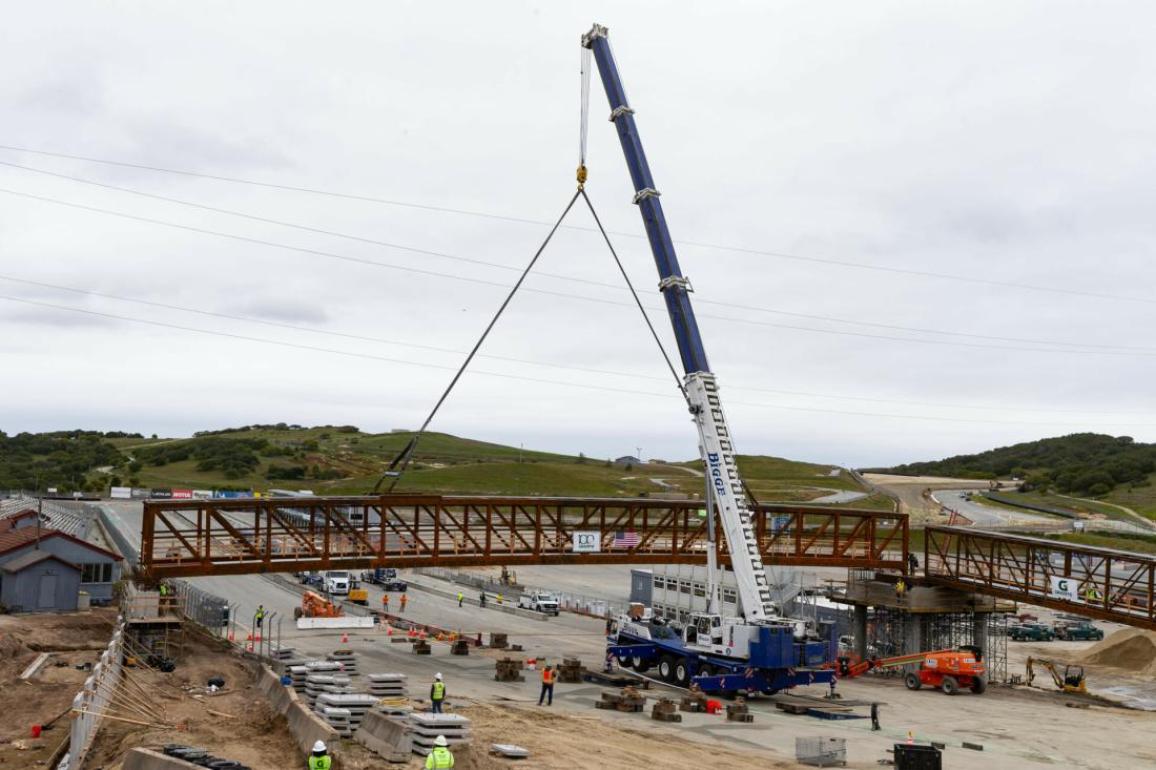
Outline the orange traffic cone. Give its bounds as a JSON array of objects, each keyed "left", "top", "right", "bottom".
[
  {"left": 386, "top": 626, "right": 393, "bottom": 637},
  {"left": 227, "top": 632, "right": 235, "bottom": 642},
  {"left": 245, "top": 632, "right": 253, "bottom": 641},
  {"left": 341, "top": 632, "right": 349, "bottom": 644}
]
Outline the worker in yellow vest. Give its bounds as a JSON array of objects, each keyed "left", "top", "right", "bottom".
[
  {"left": 538, "top": 664, "right": 556, "bottom": 706},
  {"left": 430, "top": 672, "right": 446, "bottom": 714},
  {"left": 425, "top": 735, "right": 454, "bottom": 768},
  {"left": 307, "top": 740, "right": 331, "bottom": 770}
]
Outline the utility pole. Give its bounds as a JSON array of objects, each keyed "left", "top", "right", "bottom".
[{"left": 636, "top": 446, "right": 642, "bottom": 463}]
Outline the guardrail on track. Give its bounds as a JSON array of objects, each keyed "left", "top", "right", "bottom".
[{"left": 137, "top": 494, "right": 909, "bottom": 578}]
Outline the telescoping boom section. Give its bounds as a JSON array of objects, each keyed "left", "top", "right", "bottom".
[{"left": 582, "top": 23, "right": 775, "bottom": 624}]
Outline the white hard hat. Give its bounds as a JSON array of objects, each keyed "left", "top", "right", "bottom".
[
  {"left": 435, "top": 672, "right": 443, "bottom": 680},
  {"left": 312, "top": 740, "right": 327, "bottom": 753},
  {"left": 434, "top": 735, "right": 448, "bottom": 747}
]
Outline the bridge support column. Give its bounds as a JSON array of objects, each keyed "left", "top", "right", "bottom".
[
  {"left": 973, "top": 612, "right": 990, "bottom": 655},
  {"left": 853, "top": 605, "right": 868, "bottom": 659},
  {"left": 904, "top": 613, "right": 922, "bottom": 656}
]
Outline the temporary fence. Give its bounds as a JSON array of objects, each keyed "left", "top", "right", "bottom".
[{"left": 58, "top": 618, "right": 125, "bottom": 770}]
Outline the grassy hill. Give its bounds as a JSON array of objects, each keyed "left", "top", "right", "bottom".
[{"left": 3, "top": 424, "right": 890, "bottom": 507}]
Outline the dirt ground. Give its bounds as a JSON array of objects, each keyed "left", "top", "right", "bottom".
[
  {"left": 0, "top": 609, "right": 119, "bottom": 766},
  {"left": 862, "top": 473, "right": 994, "bottom": 521},
  {"left": 445, "top": 701, "right": 798, "bottom": 770},
  {"left": 87, "top": 629, "right": 303, "bottom": 770}
]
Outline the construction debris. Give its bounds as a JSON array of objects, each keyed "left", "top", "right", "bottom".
[{"left": 490, "top": 743, "right": 530, "bottom": 758}]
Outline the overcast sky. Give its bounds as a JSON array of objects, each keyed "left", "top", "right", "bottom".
[{"left": 1, "top": 1, "right": 1154, "bottom": 467}]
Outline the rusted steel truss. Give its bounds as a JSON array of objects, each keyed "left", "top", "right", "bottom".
[
  {"left": 924, "top": 526, "right": 1156, "bottom": 630},
  {"left": 138, "top": 495, "right": 908, "bottom": 578}
]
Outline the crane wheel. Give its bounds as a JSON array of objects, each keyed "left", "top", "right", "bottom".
[
  {"left": 971, "top": 677, "right": 987, "bottom": 694},
  {"left": 673, "top": 661, "right": 690, "bottom": 687},
  {"left": 904, "top": 673, "right": 922, "bottom": 691},
  {"left": 658, "top": 655, "right": 677, "bottom": 683},
  {"left": 941, "top": 676, "right": 960, "bottom": 695},
  {"left": 631, "top": 655, "right": 651, "bottom": 673}
]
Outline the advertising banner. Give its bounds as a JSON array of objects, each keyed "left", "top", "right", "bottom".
[
  {"left": 172, "top": 489, "right": 193, "bottom": 499},
  {"left": 572, "top": 531, "right": 601, "bottom": 553},
  {"left": 1049, "top": 575, "right": 1079, "bottom": 601},
  {"left": 110, "top": 486, "right": 132, "bottom": 499},
  {"left": 192, "top": 489, "right": 214, "bottom": 500},
  {"left": 151, "top": 488, "right": 173, "bottom": 499}
]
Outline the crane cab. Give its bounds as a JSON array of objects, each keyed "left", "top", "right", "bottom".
[{"left": 685, "top": 613, "right": 723, "bottom": 647}]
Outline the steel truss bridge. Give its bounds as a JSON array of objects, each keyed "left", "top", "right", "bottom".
[
  {"left": 140, "top": 494, "right": 908, "bottom": 577},
  {"left": 924, "top": 526, "right": 1156, "bottom": 631},
  {"left": 137, "top": 496, "right": 1156, "bottom": 631}
]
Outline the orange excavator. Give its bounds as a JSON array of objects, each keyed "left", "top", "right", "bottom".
[
  {"left": 294, "top": 591, "right": 344, "bottom": 619},
  {"left": 829, "top": 645, "right": 987, "bottom": 695}
]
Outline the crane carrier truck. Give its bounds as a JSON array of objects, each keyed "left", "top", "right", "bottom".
[{"left": 584, "top": 23, "right": 835, "bottom": 696}]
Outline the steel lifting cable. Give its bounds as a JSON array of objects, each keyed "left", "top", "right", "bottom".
[
  {"left": 578, "top": 45, "right": 592, "bottom": 186},
  {"left": 372, "top": 189, "right": 583, "bottom": 493},
  {"left": 579, "top": 189, "right": 688, "bottom": 403}
]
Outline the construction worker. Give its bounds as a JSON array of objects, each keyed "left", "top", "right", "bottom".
[
  {"left": 1084, "top": 584, "right": 1103, "bottom": 603},
  {"left": 497, "top": 592, "right": 504, "bottom": 606},
  {"left": 479, "top": 590, "right": 487, "bottom": 608},
  {"left": 425, "top": 735, "right": 454, "bottom": 768},
  {"left": 870, "top": 702, "right": 881, "bottom": 731},
  {"left": 457, "top": 591, "right": 464, "bottom": 608},
  {"left": 308, "top": 740, "right": 331, "bottom": 770},
  {"left": 895, "top": 579, "right": 906, "bottom": 602},
  {"left": 538, "top": 664, "right": 556, "bottom": 706},
  {"left": 382, "top": 593, "right": 390, "bottom": 612},
  {"left": 430, "top": 672, "right": 446, "bottom": 714},
  {"left": 255, "top": 604, "right": 266, "bottom": 631},
  {"left": 400, "top": 592, "right": 409, "bottom": 613}
]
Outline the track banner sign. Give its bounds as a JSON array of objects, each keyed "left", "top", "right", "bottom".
[
  {"left": 110, "top": 486, "right": 132, "bottom": 499},
  {"left": 572, "top": 531, "right": 601, "bottom": 553},
  {"left": 1049, "top": 575, "right": 1078, "bottom": 601}
]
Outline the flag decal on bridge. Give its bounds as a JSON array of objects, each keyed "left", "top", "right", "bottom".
[{"left": 613, "top": 530, "right": 641, "bottom": 548}]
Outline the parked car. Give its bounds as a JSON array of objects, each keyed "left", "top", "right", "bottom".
[
  {"left": 517, "top": 590, "right": 560, "bottom": 616},
  {"left": 1010, "top": 622, "right": 1055, "bottom": 642},
  {"left": 1054, "top": 621, "right": 1104, "bottom": 641}
]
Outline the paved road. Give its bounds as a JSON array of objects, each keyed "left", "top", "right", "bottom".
[{"left": 931, "top": 489, "right": 1057, "bottom": 527}]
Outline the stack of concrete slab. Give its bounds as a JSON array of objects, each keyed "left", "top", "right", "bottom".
[
  {"left": 272, "top": 646, "right": 297, "bottom": 661},
  {"left": 316, "top": 692, "right": 379, "bottom": 731},
  {"left": 329, "top": 649, "right": 359, "bottom": 676},
  {"left": 321, "top": 706, "right": 353, "bottom": 737},
  {"left": 409, "top": 713, "right": 471, "bottom": 756},
  {"left": 355, "top": 711, "right": 413, "bottom": 764},
  {"left": 290, "top": 660, "right": 343, "bottom": 691},
  {"left": 304, "top": 674, "right": 353, "bottom": 707},
  {"left": 367, "top": 673, "right": 407, "bottom": 698}
]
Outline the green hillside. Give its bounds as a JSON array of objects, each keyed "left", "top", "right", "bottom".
[
  {"left": 867, "top": 433, "right": 1155, "bottom": 498},
  {"left": 2, "top": 424, "right": 887, "bottom": 507}
]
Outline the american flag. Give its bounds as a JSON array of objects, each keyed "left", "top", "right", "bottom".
[{"left": 613, "top": 530, "right": 641, "bottom": 548}]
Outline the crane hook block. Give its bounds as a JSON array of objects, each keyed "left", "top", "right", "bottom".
[{"left": 576, "top": 164, "right": 588, "bottom": 188}]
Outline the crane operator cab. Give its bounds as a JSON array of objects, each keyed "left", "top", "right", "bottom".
[{"left": 686, "top": 613, "right": 723, "bottom": 646}]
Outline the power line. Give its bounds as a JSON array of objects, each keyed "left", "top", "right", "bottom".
[
  {"left": 0, "top": 142, "right": 1151, "bottom": 307},
  {"left": 2, "top": 158, "right": 1146, "bottom": 353},
  {"left": 2, "top": 293, "right": 1153, "bottom": 429},
  {"left": 3, "top": 272, "right": 1151, "bottom": 417},
  {"left": 1, "top": 186, "right": 1149, "bottom": 359}
]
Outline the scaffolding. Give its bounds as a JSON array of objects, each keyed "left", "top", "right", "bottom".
[{"left": 861, "top": 607, "right": 1008, "bottom": 683}]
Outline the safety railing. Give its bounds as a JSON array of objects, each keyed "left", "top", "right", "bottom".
[{"left": 59, "top": 618, "right": 125, "bottom": 770}]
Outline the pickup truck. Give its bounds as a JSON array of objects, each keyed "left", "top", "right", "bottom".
[
  {"left": 517, "top": 591, "right": 560, "bottom": 616},
  {"left": 1009, "top": 622, "right": 1055, "bottom": 642},
  {"left": 1054, "top": 621, "right": 1104, "bottom": 641}
]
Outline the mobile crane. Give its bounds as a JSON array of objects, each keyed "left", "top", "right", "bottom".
[{"left": 586, "top": 23, "right": 834, "bottom": 695}]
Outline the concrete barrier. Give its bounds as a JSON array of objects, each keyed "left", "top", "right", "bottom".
[
  {"left": 355, "top": 711, "right": 412, "bottom": 760},
  {"left": 406, "top": 577, "right": 548, "bottom": 622},
  {"left": 123, "top": 749, "right": 199, "bottom": 770},
  {"left": 296, "top": 616, "right": 376, "bottom": 630},
  {"left": 254, "top": 664, "right": 338, "bottom": 753}
]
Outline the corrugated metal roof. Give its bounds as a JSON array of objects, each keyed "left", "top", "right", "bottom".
[
  {"left": 0, "top": 527, "right": 123, "bottom": 561},
  {"left": 1, "top": 549, "right": 80, "bottom": 573}
]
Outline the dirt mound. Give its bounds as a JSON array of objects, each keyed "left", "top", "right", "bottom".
[
  {"left": 0, "top": 631, "right": 29, "bottom": 660},
  {"left": 1077, "top": 628, "right": 1156, "bottom": 675}
]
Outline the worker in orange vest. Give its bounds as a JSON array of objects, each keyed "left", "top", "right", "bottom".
[
  {"left": 382, "top": 594, "right": 390, "bottom": 612},
  {"left": 400, "top": 593, "right": 409, "bottom": 613},
  {"left": 538, "top": 664, "right": 556, "bottom": 706}
]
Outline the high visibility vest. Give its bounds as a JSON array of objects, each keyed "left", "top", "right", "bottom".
[
  {"left": 542, "top": 669, "right": 555, "bottom": 685},
  {"left": 432, "top": 681, "right": 446, "bottom": 701},
  {"left": 425, "top": 746, "right": 454, "bottom": 769},
  {"left": 308, "top": 754, "right": 332, "bottom": 770},
  {"left": 256, "top": 609, "right": 265, "bottom": 620}
]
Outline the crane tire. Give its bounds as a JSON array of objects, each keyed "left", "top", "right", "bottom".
[
  {"left": 971, "top": 677, "right": 987, "bottom": 694},
  {"left": 658, "top": 655, "right": 677, "bottom": 683},
  {"left": 631, "top": 655, "right": 651, "bottom": 673},
  {"left": 673, "top": 660, "right": 690, "bottom": 687},
  {"left": 904, "top": 673, "right": 922, "bottom": 691},
  {"left": 942, "top": 676, "right": 960, "bottom": 695}
]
